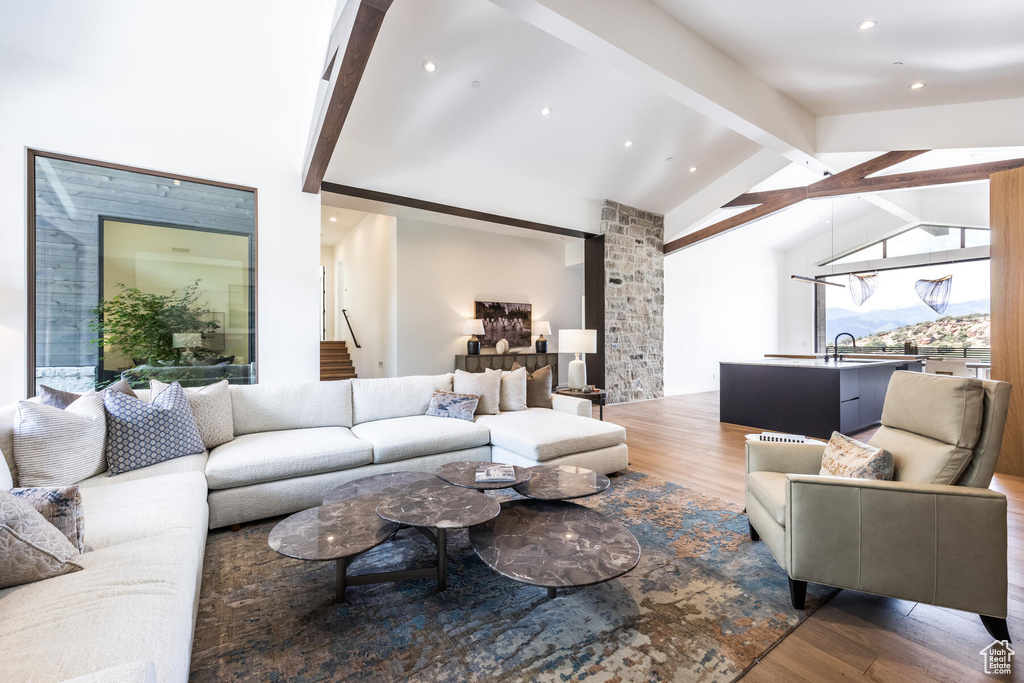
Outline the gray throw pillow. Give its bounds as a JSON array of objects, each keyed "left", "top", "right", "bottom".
[
  {"left": 513, "top": 363, "right": 553, "bottom": 409},
  {"left": 150, "top": 379, "right": 234, "bottom": 449},
  {"left": 14, "top": 391, "right": 108, "bottom": 487},
  {"left": 105, "top": 382, "right": 205, "bottom": 476},
  {"left": 39, "top": 380, "right": 137, "bottom": 410},
  {"left": 0, "top": 490, "right": 83, "bottom": 589},
  {"left": 9, "top": 486, "right": 85, "bottom": 553},
  {"left": 425, "top": 390, "right": 480, "bottom": 422}
]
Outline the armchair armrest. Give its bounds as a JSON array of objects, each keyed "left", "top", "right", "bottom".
[
  {"left": 745, "top": 440, "right": 826, "bottom": 475},
  {"left": 785, "top": 475, "right": 1007, "bottom": 617},
  {"left": 551, "top": 393, "right": 591, "bottom": 417}
]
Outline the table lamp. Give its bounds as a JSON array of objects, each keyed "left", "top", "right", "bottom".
[
  {"left": 463, "top": 319, "right": 484, "bottom": 355},
  {"left": 559, "top": 329, "right": 597, "bottom": 390},
  {"left": 534, "top": 321, "right": 551, "bottom": 353}
]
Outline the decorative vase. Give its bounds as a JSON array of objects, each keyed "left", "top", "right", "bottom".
[
  {"left": 496, "top": 339, "right": 509, "bottom": 355},
  {"left": 467, "top": 338, "right": 481, "bottom": 355},
  {"left": 535, "top": 337, "right": 548, "bottom": 353}
]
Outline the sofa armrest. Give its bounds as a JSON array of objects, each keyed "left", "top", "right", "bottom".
[
  {"left": 785, "top": 475, "right": 1008, "bottom": 617},
  {"left": 745, "top": 441, "right": 825, "bottom": 475},
  {"left": 551, "top": 394, "right": 591, "bottom": 417}
]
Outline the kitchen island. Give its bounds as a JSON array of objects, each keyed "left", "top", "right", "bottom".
[{"left": 720, "top": 357, "right": 923, "bottom": 438}]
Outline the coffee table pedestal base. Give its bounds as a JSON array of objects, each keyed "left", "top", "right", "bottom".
[{"left": 335, "top": 527, "right": 448, "bottom": 603}]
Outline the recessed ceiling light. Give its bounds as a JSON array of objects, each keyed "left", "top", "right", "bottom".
[
  {"left": 173, "top": 179, "right": 181, "bottom": 186},
  {"left": 910, "top": 81, "right": 926, "bottom": 89},
  {"left": 329, "top": 216, "right": 337, "bottom": 222},
  {"left": 623, "top": 140, "right": 633, "bottom": 148},
  {"left": 540, "top": 106, "right": 551, "bottom": 116},
  {"left": 666, "top": 156, "right": 673, "bottom": 162},
  {"left": 858, "top": 19, "right": 877, "bottom": 30},
  {"left": 422, "top": 60, "right": 436, "bottom": 73},
  {"left": 892, "top": 61, "right": 904, "bottom": 67},
  {"left": 689, "top": 166, "right": 698, "bottom": 173},
  {"left": 471, "top": 80, "right": 481, "bottom": 88}
]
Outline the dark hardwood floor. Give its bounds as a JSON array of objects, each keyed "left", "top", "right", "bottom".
[{"left": 595, "top": 391, "right": 1021, "bottom": 682}]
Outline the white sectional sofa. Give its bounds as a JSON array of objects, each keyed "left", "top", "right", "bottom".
[{"left": 0, "top": 373, "right": 627, "bottom": 683}]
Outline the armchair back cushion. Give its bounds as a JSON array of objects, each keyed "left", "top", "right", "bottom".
[
  {"left": 957, "top": 378, "right": 1013, "bottom": 488},
  {"left": 871, "top": 372, "right": 985, "bottom": 485}
]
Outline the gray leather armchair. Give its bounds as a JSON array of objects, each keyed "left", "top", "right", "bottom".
[{"left": 746, "top": 371, "right": 1012, "bottom": 641}]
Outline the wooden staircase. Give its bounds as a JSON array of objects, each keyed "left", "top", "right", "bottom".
[{"left": 320, "top": 341, "right": 357, "bottom": 380}]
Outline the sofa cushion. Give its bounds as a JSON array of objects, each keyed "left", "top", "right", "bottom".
[
  {"left": 76, "top": 453, "right": 208, "bottom": 490},
  {"left": 0, "top": 531, "right": 202, "bottom": 683},
  {"left": 0, "top": 445, "right": 12, "bottom": 489},
  {"left": 205, "top": 427, "right": 372, "bottom": 489},
  {"left": 425, "top": 390, "right": 480, "bottom": 422},
  {"left": 881, "top": 371, "right": 984, "bottom": 449},
  {"left": 454, "top": 369, "right": 501, "bottom": 415},
  {"left": 351, "top": 374, "right": 453, "bottom": 424},
  {"left": 104, "top": 383, "right": 205, "bottom": 476},
  {"left": 230, "top": 380, "right": 353, "bottom": 435},
  {"left": 0, "top": 490, "right": 84, "bottom": 589},
  {"left": 747, "top": 471, "right": 788, "bottom": 527},
  {"left": 513, "top": 363, "right": 553, "bottom": 409},
  {"left": 78, "top": 471, "right": 208, "bottom": 551},
  {"left": 820, "top": 432, "right": 893, "bottom": 481},
  {"left": 151, "top": 379, "right": 234, "bottom": 449},
  {"left": 39, "top": 380, "right": 137, "bottom": 410},
  {"left": 499, "top": 367, "right": 528, "bottom": 412},
  {"left": 352, "top": 415, "right": 491, "bottom": 464},
  {"left": 62, "top": 661, "right": 157, "bottom": 683},
  {"left": 0, "top": 402, "right": 17, "bottom": 485},
  {"left": 869, "top": 425, "right": 974, "bottom": 485},
  {"left": 14, "top": 392, "right": 107, "bottom": 487},
  {"left": 476, "top": 409, "right": 625, "bottom": 462}
]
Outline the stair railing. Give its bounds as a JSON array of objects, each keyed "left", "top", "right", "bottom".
[{"left": 341, "top": 309, "right": 361, "bottom": 348}]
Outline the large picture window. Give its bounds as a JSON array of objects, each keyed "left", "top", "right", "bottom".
[{"left": 28, "top": 151, "right": 257, "bottom": 395}]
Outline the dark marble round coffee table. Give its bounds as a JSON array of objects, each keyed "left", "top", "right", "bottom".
[
  {"left": 376, "top": 478, "right": 501, "bottom": 590},
  {"left": 323, "top": 470, "right": 436, "bottom": 504},
  {"left": 434, "top": 460, "right": 532, "bottom": 490},
  {"left": 469, "top": 499, "right": 641, "bottom": 599},
  {"left": 513, "top": 464, "right": 611, "bottom": 500}
]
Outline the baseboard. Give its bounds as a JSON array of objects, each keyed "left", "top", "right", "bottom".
[{"left": 664, "top": 385, "right": 719, "bottom": 396}]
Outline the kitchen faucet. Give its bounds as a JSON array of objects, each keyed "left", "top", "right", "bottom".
[{"left": 833, "top": 333, "right": 856, "bottom": 363}]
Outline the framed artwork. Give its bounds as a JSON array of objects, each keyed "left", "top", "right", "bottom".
[{"left": 475, "top": 301, "right": 532, "bottom": 347}]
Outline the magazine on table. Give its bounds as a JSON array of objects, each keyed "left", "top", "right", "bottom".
[
  {"left": 744, "top": 431, "right": 807, "bottom": 444},
  {"left": 475, "top": 465, "right": 517, "bottom": 482}
]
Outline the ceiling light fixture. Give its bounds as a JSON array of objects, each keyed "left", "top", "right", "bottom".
[
  {"left": 623, "top": 140, "right": 633, "bottom": 148},
  {"left": 892, "top": 61, "right": 904, "bottom": 67},
  {"left": 540, "top": 106, "right": 551, "bottom": 116},
  {"left": 666, "top": 156, "right": 673, "bottom": 162},
  {"left": 471, "top": 80, "right": 480, "bottom": 88},
  {"left": 422, "top": 60, "right": 436, "bottom": 73},
  {"left": 910, "top": 81, "right": 926, "bottom": 89},
  {"left": 689, "top": 166, "right": 698, "bottom": 173},
  {"left": 173, "top": 179, "right": 181, "bottom": 186},
  {"left": 329, "top": 217, "right": 337, "bottom": 222},
  {"left": 858, "top": 19, "right": 877, "bottom": 30}
]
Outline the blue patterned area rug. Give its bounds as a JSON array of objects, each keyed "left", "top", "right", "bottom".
[{"left": 189, "top": 470, "right": 834, "bottom": 682}]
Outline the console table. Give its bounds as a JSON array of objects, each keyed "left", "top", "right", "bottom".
[{"left": 455, "top": 352, "right": 558, "bottom": 377}]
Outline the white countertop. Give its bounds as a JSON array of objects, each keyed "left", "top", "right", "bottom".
[{"left": 721, "top": 358, "right": 916, "bottom": 370}]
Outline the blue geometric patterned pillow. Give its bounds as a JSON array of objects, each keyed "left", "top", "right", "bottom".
[
  {"left": 425, "top": 389, "right": 480, "bottom": 422},
  {"left": 104, "top": 381, "right": 205, "bottom": 476}
]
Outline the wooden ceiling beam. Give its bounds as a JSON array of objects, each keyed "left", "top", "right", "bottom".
[
  {"left": 666, "top": 150, "right": 1024, "bottom": 254},
  {"left": 302, "top": 0, "right": 394, "bottom": 194}
]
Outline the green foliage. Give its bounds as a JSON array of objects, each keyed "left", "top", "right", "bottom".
[{"left": 90, "top": 281, "right": 220, "bottom": 366}]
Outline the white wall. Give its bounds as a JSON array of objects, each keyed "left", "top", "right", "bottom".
[
  {"left": 333, "top": 214, "right": 398, "bottom": 378},
  {"left": 395, "top": 219, "right": 584, "bottom": 386},
  {"left": 664, "top": 234, "right": 784, "bottom": 394},
  {"left": 320, "top": 246, "right": 335, "bottom": 341},
  {"left": 0, "top": 0, "right": 333, "bottom": 405}
]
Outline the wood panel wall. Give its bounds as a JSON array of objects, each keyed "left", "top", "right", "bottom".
[
  {"left": 32, "top": 154, "right": 256, "bottom": 375},
  {"left": 991, "top": 166, "right": 1024, "bottom": 476}
]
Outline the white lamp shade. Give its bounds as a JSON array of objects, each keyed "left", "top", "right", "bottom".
[
  {"left": 558, "top": 329, "right": 597, "bottom": 354},
  {"left": 534, "top": 320, "right": 552, "bottom": 336},
  {"left": 172, "top": 332, "right": 203, "bottom": 348},
  {"left": 462, "top": 319, "right": 485, "bottom": 335}
]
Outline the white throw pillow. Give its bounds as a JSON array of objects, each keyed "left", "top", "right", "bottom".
[
  {"left": 499, "top": 367, "right": 528, "bottom": 412},
  {"left": 13, "top": 391, "right": 107, "bottom": 487},
  {"left": 454, "top": 369, "right": 502, "bottom": 415},
  {"left": 151, "top": 379, "right": 234, "bottom": 449},
  {"left": 0, "top": 445, "right": 13, "bottom": 489},
  {"left": 820, "top": 432, "right": 894, "bottom": 480}
]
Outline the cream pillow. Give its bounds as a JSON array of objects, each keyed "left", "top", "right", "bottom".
[
  {"left": 151, "top": 379, "right": 234, "bottom": 449},
  {"left": 453, "top": 369, "right": 502, "bottom": 415},
  {"left": 14, "top": 391, "right": 107, "bottom": 487},
  {"left": 499, "top": 367, "right": 528, "bottom": 412},
  {"left": 820, "top": 432, "right": 894, "bottom": 480},
  {"left": 0, "top": 490, "right": 83, "bottom": 589}
]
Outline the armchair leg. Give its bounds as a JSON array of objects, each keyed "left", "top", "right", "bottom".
[
  {"left": 789, "top": 578, "right": 807, "bottom": 610},
  {"left": 981, "top": 615, "right": 1011, "bottom": 642},
  {"left": 748, "top": 521, "right": 760, "bottom": 542}
]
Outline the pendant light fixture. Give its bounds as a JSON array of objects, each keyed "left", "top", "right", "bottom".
[{"left": 791, "top": 180, "right": 845, "bottom": 288}]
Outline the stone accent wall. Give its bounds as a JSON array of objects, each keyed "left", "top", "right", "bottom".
[{"left": 600, "top": 200, "right": 664, "bottom": 403}]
